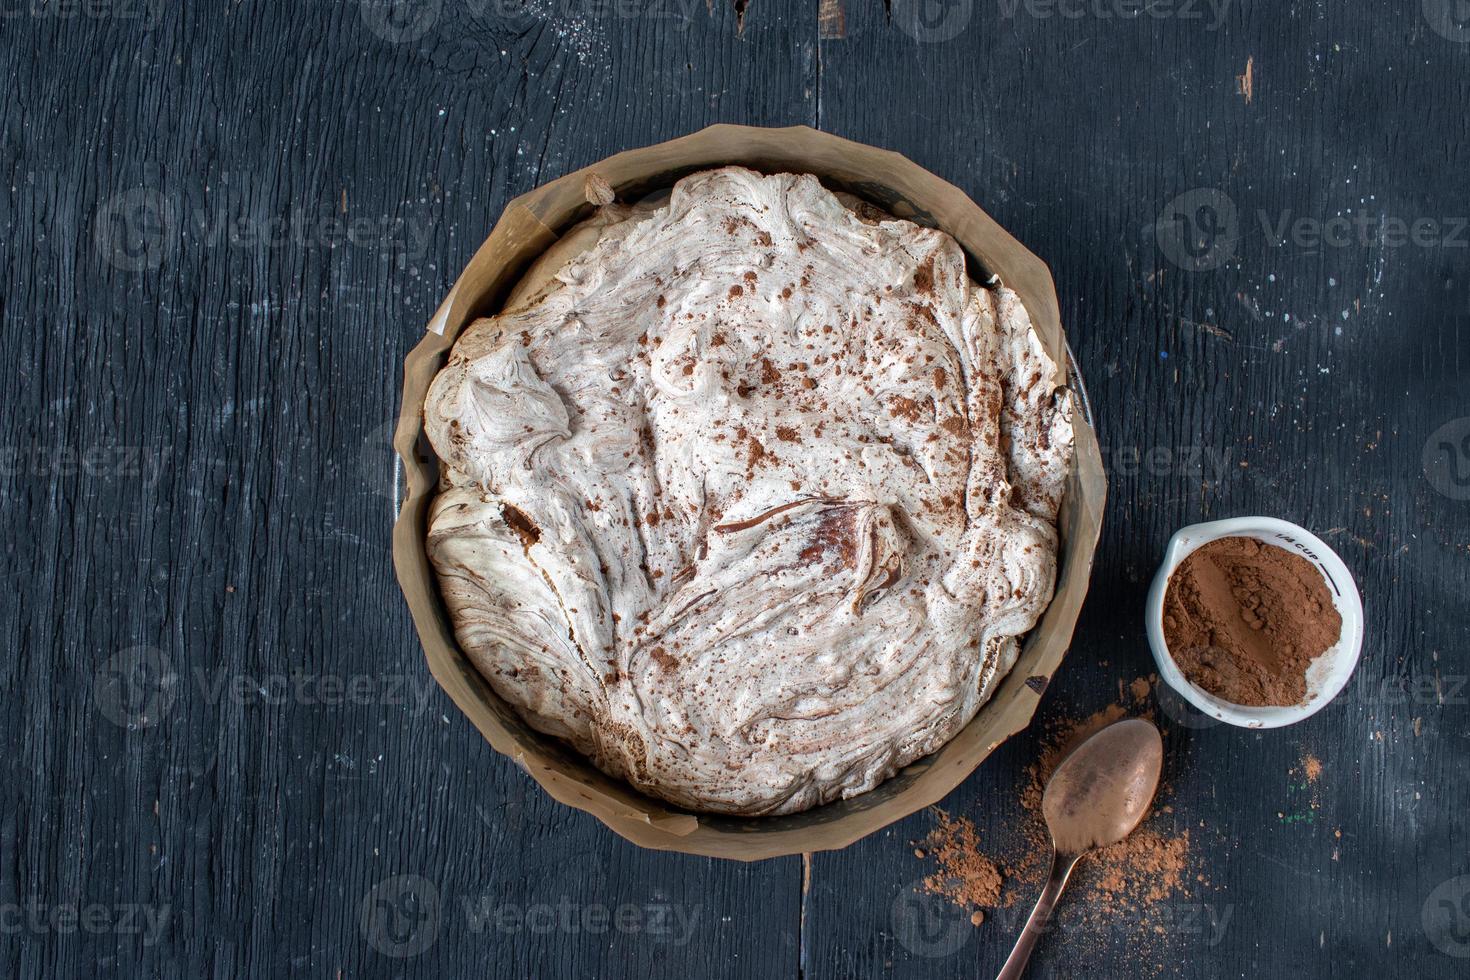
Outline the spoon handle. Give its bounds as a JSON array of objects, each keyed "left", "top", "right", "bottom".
[{"left": 995, "top": 850, "right": 1080, "bottom": 980}]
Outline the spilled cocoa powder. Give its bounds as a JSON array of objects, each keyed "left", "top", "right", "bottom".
[
  {"left": 1162, "top": 536, "right": 1342, "bottom": 706},
  {"left": 919, "top": 809, "right": 1003, "bottom": 908},
  {"left": 912, "top": 676, "right": 1200, "bottom": 945}
]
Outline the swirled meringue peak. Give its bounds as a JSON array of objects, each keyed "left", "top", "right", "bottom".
[{"left": 424, "top": 167, "right": 1074, "bottom": 815}]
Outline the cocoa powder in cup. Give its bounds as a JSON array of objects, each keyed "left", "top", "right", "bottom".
[{"left": 1161, "top": 535, "right": 1342, "bottom": 706}]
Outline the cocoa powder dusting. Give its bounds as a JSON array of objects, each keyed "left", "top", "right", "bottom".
[
  {"left": 1163, "top": 536, "right": 1342, "bottom": 706},
  {"left": 1089, "top": 827, "right": 1190, "bottom": 908},
  {"left": 919, "top": 809, "right": 1003, "bottom": 908}
]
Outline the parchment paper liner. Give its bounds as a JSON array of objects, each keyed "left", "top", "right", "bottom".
[{"left": 393, "top": 125, "right": 1106, "bottom": 860}]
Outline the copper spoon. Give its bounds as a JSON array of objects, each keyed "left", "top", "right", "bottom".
[{"left": 996, "top": 718, "right": 1164, "bottom": 980}]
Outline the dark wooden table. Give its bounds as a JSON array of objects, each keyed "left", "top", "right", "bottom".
[{"left": 5, "top": 2, "right": 1468, "bottom": 977}]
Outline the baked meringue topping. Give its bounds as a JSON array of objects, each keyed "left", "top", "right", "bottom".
[{"left": 424, "top": 167, "right": 1074, "bottom": 815}]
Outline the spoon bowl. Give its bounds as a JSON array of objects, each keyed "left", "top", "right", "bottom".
[{"left": 1043, "top": 718, "right": 1164, "bottom": 854}]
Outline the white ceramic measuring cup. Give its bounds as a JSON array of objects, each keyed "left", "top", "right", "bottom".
[{"left": 1145, "top": 517, "right": 1364, "bottom": 729}]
